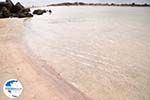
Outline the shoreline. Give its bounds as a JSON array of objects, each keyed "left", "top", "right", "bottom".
[{"left": 0, "top": 19, "right": 90, "bottom": 100}]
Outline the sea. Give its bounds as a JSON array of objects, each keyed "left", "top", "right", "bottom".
[{"left": 22, "top": 6, "right": 150, "bottom": 100}]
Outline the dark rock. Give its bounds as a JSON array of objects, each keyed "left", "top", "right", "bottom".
[
  {"left": 16, "top": 11, "right": 33, "bottom": 18},
  {"left": 131, "top": 3, "right": 135, "bottom": 6},
  {"left": 49, "top": 10, "right": 52, "bottom": 13},
  {"left": 6, "top": 0, "right": 14, "bottom": 10},
  {"left": 144, "top": 3, "right": 148, "bottom": 6},
  {"left": 13, "top": 2, "right": 25, "bottom": 13},
  {"left": 0, "top": 0, "right": 34, "bottom": 18},
  {"left": 24, "top": 12, "right": 33, "bottom": 17},
  {"left": 0, "top": 13, "right": 4, "bottom": 18},
  {"left": 24, "top": 9, "right": 33, "bottom": 17},
  {"left": 17, "top": 12, "right": 26, "bottom": 18},
  {"left": 43, "top": 10, "right": 46, "bottom": 13},
  {"left": 0, "top": 2, "right": 8, "bottom": 10},
  {"left": 11, "top": 13, "right": 18, "bottom": 17},
  {"left": 26, "top": 13, "right": 33, "bottom": 17},
  {"left": 1, "top": 7, "right": 10, "bottom": 18},
  {"left": 23, "top": 8, "right": 30, "bottom": 12},
  {"left": 33, "top": 9, "right": 47, "bottom": 15}
]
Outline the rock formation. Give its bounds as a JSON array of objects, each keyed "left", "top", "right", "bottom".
[{"left": 0, "top": 0, "right": 33, "bottom": 18}]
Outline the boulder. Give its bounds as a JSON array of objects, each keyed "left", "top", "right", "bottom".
[{"left": 33, "top": 9, "right": 47, "bottom": 15}]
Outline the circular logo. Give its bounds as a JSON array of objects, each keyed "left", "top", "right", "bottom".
[{"left": 3, "top": 79, "right": 23, "bottom": 98}]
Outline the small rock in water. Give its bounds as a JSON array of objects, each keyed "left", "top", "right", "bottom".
[
  {"left": 33, "top": 9, "right": 47, "bottom": 15},
  {"left": 48, "top": 10, "right": 52, "bottom": 14}
]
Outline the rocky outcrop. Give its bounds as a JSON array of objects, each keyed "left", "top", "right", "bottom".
[
  {"left": 33, "top": 9, "right": 47, "bottom": 15},
  {"left": 0, "top": 0, "right": 33, "bottom": 18},
  {"left": 0, "top": 7, "right": 10, "bottom": 18}
]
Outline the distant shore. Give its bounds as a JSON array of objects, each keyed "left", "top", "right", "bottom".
[{"left": 47, "top": 2, "right": 150, "bottom": 7}]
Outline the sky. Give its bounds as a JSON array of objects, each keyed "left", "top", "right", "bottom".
[{"left": 0, "top": 0, "right": 150, "bottom": 6}]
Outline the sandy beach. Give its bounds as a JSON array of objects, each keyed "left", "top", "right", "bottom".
[
  {"left": 0, "top": 19, "right": 90, "bottom": 100},
  {"left": 0, "top": 6, "right": 150, "bottom": 100}
]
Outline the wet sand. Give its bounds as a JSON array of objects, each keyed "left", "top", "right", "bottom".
[{"left": 0, "top": 19, "right": 89, "bottom": 100}]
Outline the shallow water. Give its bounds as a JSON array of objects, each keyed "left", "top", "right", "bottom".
[{"left": 23, "top": 6, "right": 150, "bottom": 100}]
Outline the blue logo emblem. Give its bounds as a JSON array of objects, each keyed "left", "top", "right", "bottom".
[{"left": 3, "top": 79, "right": 23, "bottom": 98}]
